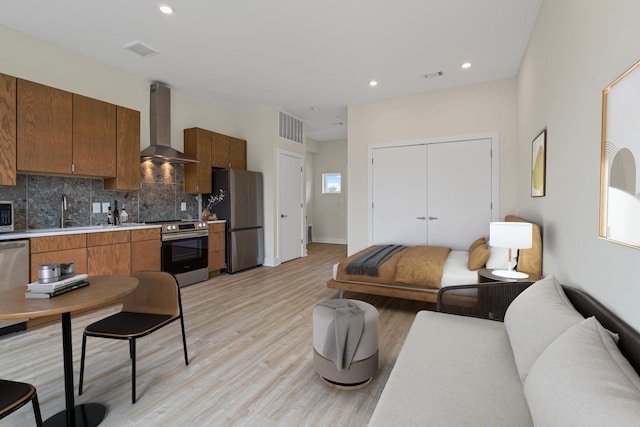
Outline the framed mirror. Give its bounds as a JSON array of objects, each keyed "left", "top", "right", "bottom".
[{"left": 600, "top": 59, "right": 640, "bottom": 248}]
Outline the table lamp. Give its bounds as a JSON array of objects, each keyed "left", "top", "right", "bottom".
[{"left": 489, "top": 222, "right": 533, "bottom": 279}]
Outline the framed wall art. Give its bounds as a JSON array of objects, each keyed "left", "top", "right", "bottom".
[
  {"left": 600, "top": 59, "right": 640, "bottom": 248},
  {"left": 531, "top": 129, "right": 547, "bottom": 197}
]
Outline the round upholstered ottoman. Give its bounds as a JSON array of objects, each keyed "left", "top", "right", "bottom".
[{"left": 313, "top": 299, "right": 379, "bottom": 389}]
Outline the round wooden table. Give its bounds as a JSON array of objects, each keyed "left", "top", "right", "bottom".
[{"left": 0, "top": 275, "right": 138, "bottom": 427}]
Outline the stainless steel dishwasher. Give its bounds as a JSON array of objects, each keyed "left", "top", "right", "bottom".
[{"left": 0, "top": 239, "right": 29, "bottom": 335}]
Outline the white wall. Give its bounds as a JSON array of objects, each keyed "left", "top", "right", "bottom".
[
  {"left": 516, "top": 0, "right": 640, "bottom": 329},
  {"left": 311, "top": 139, "right": 347, "bottom": 244},
  {"left": 347, "top": 78, "right": 518, "bottom": 254}
]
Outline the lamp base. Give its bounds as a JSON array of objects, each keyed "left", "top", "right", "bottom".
[{"left": 491, "top": 270, "right": 529, "bottom": 279}]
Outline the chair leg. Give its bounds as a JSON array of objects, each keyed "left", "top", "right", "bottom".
[
  {"left": 79, "top": 334, "right": 87, "bottom": 395},
  {"left": 130, "top": 339, "right": 136, "bottom": 404},
  {"left": 32, "top": 392, "right": 43, "bottom": 427},
  {"left": 180, "top": 314, "right": 189, "bottom": 366}
]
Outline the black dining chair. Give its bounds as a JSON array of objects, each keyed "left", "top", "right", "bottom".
[
  {"left": 0, "top": 379, "right": 43, "bottom": 426},
  {"left": 78, "top": 270, "right": 189, "bottom": 403}
]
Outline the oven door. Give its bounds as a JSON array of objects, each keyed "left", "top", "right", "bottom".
[{"left": 161, "top": 232, "right": 208, "bottom": 275}]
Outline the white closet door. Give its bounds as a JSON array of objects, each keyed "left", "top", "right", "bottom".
[
  {"left": 427, "top": 138, "right": 493, "bottom": 250},
  {"left": 372, "top": 145, "right": 427, "bottom": 245}
]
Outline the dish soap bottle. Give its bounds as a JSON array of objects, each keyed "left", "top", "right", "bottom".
[{"left": 120, "top": 205, "right": 129, "bottom": 223}]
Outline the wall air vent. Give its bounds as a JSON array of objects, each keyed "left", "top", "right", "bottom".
[
  {"left": 424, "top": 71, "right": 444, "bottom": 79},
  {"left": 123, "top": 40, "right": 160, "bottom": 58},
  {"left": 279, "top": 110, "right": 304, "bottom": 144}
]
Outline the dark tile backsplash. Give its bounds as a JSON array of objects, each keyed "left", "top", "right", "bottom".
[{"left": 0, "top": 160, "right": 201, "bottom": 230}]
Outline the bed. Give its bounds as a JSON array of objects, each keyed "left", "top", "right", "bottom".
[{"left": 327, "top": 215, "right": 542, "bottom": 303}]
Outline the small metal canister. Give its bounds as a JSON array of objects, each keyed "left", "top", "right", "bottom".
[{"left": 38, "top": 263, "right": 61, "bottom": 284}]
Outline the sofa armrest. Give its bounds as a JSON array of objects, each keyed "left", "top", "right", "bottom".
[{"left": 437, "top": 282, "right": 533, "bottom": 321}]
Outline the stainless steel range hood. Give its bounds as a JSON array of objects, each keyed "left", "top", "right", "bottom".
[{"left": 141, "top": 83, "right": 198, "bottom": 164}]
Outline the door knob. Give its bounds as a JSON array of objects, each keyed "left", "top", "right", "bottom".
[
  {"left": 281, "top": 214, "right": 288, "bottom": 218},
  {"left": 416, "top": 216, "right": 426, "bottom": 220},
  {"left": 428, "top": 216, "right": 439, "bottom": 220}
]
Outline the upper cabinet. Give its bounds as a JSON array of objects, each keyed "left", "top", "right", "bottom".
[
  {"left": 4, "top": 76, "right": 139, "bottom": 186},
  {"left": 72, "top": 94, "right": 116, "bottom": 177},
  {"left": 184, "top": 127, "right": 212, "bottom": 194},
  {"left": 229, "top": 136, "right": 247, "bottom": 170},
  {"left": 0, "top": 74, "right": 16, "bottom": 186},
  {"left": 104, "top": 106, "right": 141, "bottom": 191},
  {"left": 212, "top": 132, "right": 247, "bottom": 169},
  {"left": 17, "top": 79, "right": 73, "bottom": 175}
]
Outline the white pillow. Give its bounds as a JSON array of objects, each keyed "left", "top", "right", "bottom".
[
  {"left": 485, "top": 242, "right": 517, "bottom": 269},
  {"left": 524, "top": 317, "right": 640, "bottom": 426},
  {"left": 504, "top": 275, "right": 584, "bottom": 382}
]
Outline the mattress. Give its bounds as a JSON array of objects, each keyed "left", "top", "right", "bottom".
[{"left": 332, "top": 250, "right": 477, "bottom": 289}]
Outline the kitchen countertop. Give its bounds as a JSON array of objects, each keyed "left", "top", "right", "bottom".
[{"left": 0, "top": 223, "right": 161, "bottom": 241}]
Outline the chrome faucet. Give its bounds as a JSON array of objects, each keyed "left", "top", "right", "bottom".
[{"left": 61, "top": 195, "right": 69, "bottom": 228}]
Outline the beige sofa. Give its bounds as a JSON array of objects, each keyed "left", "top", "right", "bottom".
[{"left": 368, "top": 276, "right": 640, "bottom": 426}]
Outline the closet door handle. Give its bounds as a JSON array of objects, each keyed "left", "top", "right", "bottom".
[
  {"left": 428, "top": 216, "right": 439, "bottom": 220},
  {"left": 416, "top": 216, "right": 426, "bottom": 220},
  {"left": 281, "top": 214, "right": 288, "bottom": 218}
]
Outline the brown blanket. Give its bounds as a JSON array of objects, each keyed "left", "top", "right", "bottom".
[{"left": 336, "top": 245, "right": 451, "bottom": 290}]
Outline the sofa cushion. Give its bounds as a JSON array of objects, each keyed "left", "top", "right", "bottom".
[
  {"left": 504, "top": 275, "right": 584, "bottom": 382},
  {"left": 524, "top": 317, "right": 640, "bottom": 426},
  {"left": 368, "top": 311, "right": 532, "bottom": 427}
]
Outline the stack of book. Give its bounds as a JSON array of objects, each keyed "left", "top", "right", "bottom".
[{"left": 25, "top": 274, "right": 90, "bottom": 299}]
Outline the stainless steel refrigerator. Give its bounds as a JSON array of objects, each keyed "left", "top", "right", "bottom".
[{"left": 210, "top": 169, "right": 264, "bottom": 273}]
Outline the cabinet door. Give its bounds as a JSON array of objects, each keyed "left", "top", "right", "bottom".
[
  {"left": 131, "top": 239, "right": 161, "bottom": 272},
  {"left": 104, "top": 106, "right": 140, "bottom": 190},
  {"left": 72, "top": 94, "right": 116, "bottom": 177},
  {"left": 229, "top": 137, "right": 246, "bottom": 169},
  {"left": 371, "top": 145, "right": 428, "bottom": 245},
  {"left": 211, "top": 132, "right": 230, "bottom": 168},
  {"left": 30, "top": 248, "right": 88, "bottom": 282},
  {"left": 17, "top": 79, "right": 73, "bottom": 174},
  {"left": 208, "top": 222, "right": 226, "bottom": 272},
  {"left": 88, "top": 242, "right": 131, "bottom": 276},
  {"left": 184, "top": 127, "right": 212, "bottom": 193},
  {"left": 0, "top": 74, "right": 16, "bottom": 186}
]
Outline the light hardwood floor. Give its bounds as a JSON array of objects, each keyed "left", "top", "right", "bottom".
[{"left": 1, "top": 243, "right": 435, "bottom": 426}]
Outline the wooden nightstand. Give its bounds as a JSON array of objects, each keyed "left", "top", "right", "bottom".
[{"left": 478, "top": 269, "right": 541, "bottom": 283}]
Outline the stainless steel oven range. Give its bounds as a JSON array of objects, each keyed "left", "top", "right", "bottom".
[{"left": 150, "top": 220, "right": 209, "bottom": 287}]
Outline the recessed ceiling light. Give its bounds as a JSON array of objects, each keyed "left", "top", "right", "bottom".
[
  {"left": 160, "top": 5, "right": 174, "bottom": 14},
  {"left": 369, "top": 80, "right": 378, "bottom": 87},
  {"left": 461, "top": 62, "right": 472, "bottom": 69}
]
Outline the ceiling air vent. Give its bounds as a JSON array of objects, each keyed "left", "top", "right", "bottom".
[
  {"left": 123, "top": 40, "right": 160, "bottom": 58},
  {"left": 279, "top": 111, "right": 304, "bottom": 144}
]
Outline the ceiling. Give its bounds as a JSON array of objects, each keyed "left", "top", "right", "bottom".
[{"left": 0, "top": 0, "right": 542, "bottom": 141}]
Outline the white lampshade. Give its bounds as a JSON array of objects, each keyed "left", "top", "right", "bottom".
[
  {"left": 489, "top": 222, "right": 533, "bottom": 250},
  {"left": 489, "top": 222, "right": 533, "bottom": 279}
]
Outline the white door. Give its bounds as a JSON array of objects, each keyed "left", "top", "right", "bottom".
[
  {"left": 426, "top": 139, "right": 493, "bottom": 250},
  {"left": 278, "top": 151, "right": 304, "bottom": 263},
  {"left": 372, "top": 144, "right": 428, "bottom": 245}
]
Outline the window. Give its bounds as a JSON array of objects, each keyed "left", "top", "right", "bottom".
[{"left": 322, "top": 173, "right": 341, "bottom": 194}]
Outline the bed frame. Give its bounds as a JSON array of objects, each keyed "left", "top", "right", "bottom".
[{"left": 327, "top": 215, "right": 542, "bottom": 303}]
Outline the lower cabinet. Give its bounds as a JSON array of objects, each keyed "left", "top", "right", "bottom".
[
  {"left": 87, "top": 230, "right": 131, "bottom": 276},
  {"left": 208, "top": 222, "right": 226, "bottom": 274},
  {"left": 131, "top": 228, "right": 161, "bottom": 272},
  {"left": 27, "top": 228, "right": 160, "bottom": 329}
]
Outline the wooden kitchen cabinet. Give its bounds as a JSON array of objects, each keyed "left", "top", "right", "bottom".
[
  {"left": 211, "top": 132, "right": 230, "bottom": 168},
  {"left": 104, "top": 106, "right": 140, "bottom": 190},
  {"left": 17, "top": 79, "right": 73, "bottom": 175},
  {"left": 87, "top": 230, "right": 131, "bottom": 276},
  {"left": 72, "top": 94, "right": 117, "bottom": 177},
  {"left": 131, "top": 228, "right": 161, "bottom": 272},
  {"left": 229, "top": 136, "right": 247, "bottom": 169},
  {"left": 212, "top": 132, "right": 247, "bottom": 169},
  {"left": 0, "top": 74, "right": 16, "bottom": 186},
  {"left": 208, "top": 221, "right": 226, "bottom": 274},
  {"left": 184, "top": 127, "right": 212, "bottom": 194},
  {"left": 29, "top": 234, "right": 88, "bottom": 281}
]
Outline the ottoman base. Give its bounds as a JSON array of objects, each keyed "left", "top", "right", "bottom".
[{"left": 313, "top": 349, "right": 378, "bottom": 388}]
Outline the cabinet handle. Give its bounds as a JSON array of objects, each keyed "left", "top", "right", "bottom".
[
  {"left": 416, "top": 216, "right": 426, "bottom": 220},
  {"left": 428, "top": 216, "right": 439, "bottom": 220}
]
